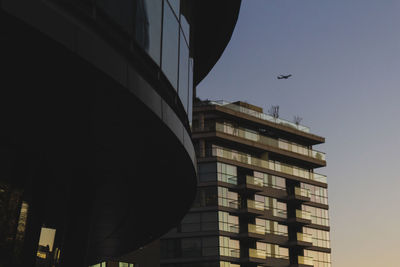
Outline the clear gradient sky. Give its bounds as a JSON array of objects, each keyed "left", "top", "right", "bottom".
[{"left": 197, "top": 1, "right": 400, "bottom": 266}]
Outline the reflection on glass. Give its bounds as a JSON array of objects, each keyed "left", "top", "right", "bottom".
[
  {"left": 162, "top": 3, "right": 179, "bottom": 89},
  {"left": 178, "top": 29, "right": 189, "bottom": 112},
  {"left": 188, "top": 58, "right": 194, "bottom": 122},
  {"left": 180, "top": 13, "right": 190, "bottom": 43},
  {"left": 167, "top": 0, "right": 180, "bottom": 16},
  {"left": 136, "top": 0, "right": 162, "bottom": 65}
]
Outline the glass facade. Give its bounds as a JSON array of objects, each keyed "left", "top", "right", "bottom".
[
  {"left": 254, "top": 195, "right": 287, "bottom": 218},
  {"left": 304, "top": 250, "right": 332, "bottom": 267},
  {"left": 193, "top": 187, "right": 217, "bottom": 208},
  {"left": 198, "top": 162, "right": 237, "bottom": 184},
  {"left": 302, "top": 205, "right": 330, "bottom": 227},
  {"left": 254, "top": 218, "right": 288, "bottom": 236},
  {"left": 96, "top": 0, "right": 193, "bottom": 118},
  {"left": 219, "top": 236, "right": 240, "bottom": 258},
  {"left": 181, "top": 212, "right": 218, "bottom": 233},
  {"left": 253, "top": 171, "right": 286, "bottom": 189},
  {"left": 254, "top": 242, "right": 289, "bottom": 259},
  {"left": 218, "top": 187, "right": 239, "bottom": 209},
  {"left": 301, "top": 183, "right": 328, "bottom": 205},
  {"left": 303, "top": 227, "right": 331, "bottom": 248},
  {"left": 218, "top": 211, "right": 239, "bottom": 233}
]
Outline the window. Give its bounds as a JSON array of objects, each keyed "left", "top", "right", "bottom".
[
  {"left": 219, "top": 237, "right": 239, "bottom": 258},
  {"left": 302, "top": 205, "right": 329, "bottom": 227},
  {"left": 218, "top": 211, "right": 239, "bottom": 233},
  {"left": 303, "top": 227, "right": 330, "bottom": 248},
  {"left": 301, "top": 183, "right": 328, "bottom": 205},
  {"left": 218, "top": 187, "right": 238, "bottom": 209},
  {"left": 255, "top": 242, "right": 288, "bottom": 259},
  {"left": 304, "top": 250, "right": 331, "bottom": 267},
  {"left": 253, "top": 171, "right": 286, "bottom": 189},
  {"left": 178, "top": 28, "right": 189, "bottom": 112},
  {"left": 217, "top": 163, "right": 237, "bottom": 184},
  {"left": 193, "top": 187, "right": 217, "bottom": 208},
  {"left": 161, "top": 2, "right": 179, "bottom": 89},
  {"left": 198, "top": 163, "right": 217, "bottom": 182},
  {"left": 135, "top": 0, "right": 162, "bottom": 64},
  {"left": 181, "top": 212, "right": 217, "bottom": 232},
  {"left": 181, "top": 238, "right": 201, "bottom": 257}
]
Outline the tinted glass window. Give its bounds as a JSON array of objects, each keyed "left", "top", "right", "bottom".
[
  {"left": 178, "top": 29, "right": 189, "bottom": 112},
  {"left": 162, "top": 3, "right": 179, "bottom": 89},
  {"left": 135, "top": 0, "right": 162, "bottom": 64},
  {"left": 167, "top": 0, "right": 180, "bottom": 16}
]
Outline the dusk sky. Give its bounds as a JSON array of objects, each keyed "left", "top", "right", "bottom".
[{"left": 197, "top": 1, "right": 400, "bottom": 266}]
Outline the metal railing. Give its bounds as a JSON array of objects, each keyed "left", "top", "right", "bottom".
[
  {"left": 209, "top": 146, "right": 327, "bottom": 184},
  {"left": 248, "top": 224, "right": 288, "bottom": 237},
  {"left": 298, "top": 256, "right": 314, "bottom": 265},
  {"left": 213, "top": 122, "right": 325, "bottom": 161},
  {"left": 204, "top": 100, "right": 311, "bottom": 133},
  {"left": 296, "top": 209, "right": 312, "bottom": 221},
  {"left": 295, "top": 187, "right": 311, "bottom": 198},
  {"left": 297, "top": 232, "right": 313, "bottom": 243},
  {"left": 249, "top": 248, "right": 289, "bottom": 260},
  {"left": 247, "top": 199, "right": 265, "bottom": 211}
]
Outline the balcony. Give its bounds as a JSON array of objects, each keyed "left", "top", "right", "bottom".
[
  {"left": 295, "top": 187, "right": 311, "bottom": 198},
  {"left": 213, "top": 122, "right": 326, "bottom": 162},
  {"left": 298, "top": 256, "right": 314, "bottom": 266},
  {"left": 219, "top": 222, "right": 240, "bottom": 234},
  {"left": 248, "top": 224, "right": 288, "bottom": 237},
  {"left": 297, "top": 232, "right": 313, "bottom": 243},
  {"left": 296, "top": 210, "right": 312, "bottom": 221},
  {"left": 249, "top": 248, "right": 267, "bottom": 259},
  {"left": 247, "top": 199, "right": 265, "bottom": 211},
  {"left": 208, "top": 100, "right": 311, "bottom": 133},
  {"left": 246, "top": 175, "right": 264, "bottom": 187},
  {"left": 218, "top": 197, "right": 240, "bottom": 210},
  {"left": 210, "top": 146, "right": 327, "bottom": 184}
]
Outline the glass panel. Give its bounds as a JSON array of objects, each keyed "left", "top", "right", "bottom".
[
  {"left": 178, "top": 29, "right": 189, "bottom": 112},
  {"left": 180, "top": 13, "right": 190, "bottom": 43},
  {"left": 162, "top": 3, "right": 179, "bottom": 89},
  {"left": 136, "top": 0, "right": 162, "bottom": 64},
  {"left": 188, "top": 58, "right": 193, "bottom": 123},
  {"left": 167, "top": 0, "right": 180, "bottom": 16}
]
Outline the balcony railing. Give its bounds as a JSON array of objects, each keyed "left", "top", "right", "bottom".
[
  {"left": 219, "top": 222, "right": 240, "bottom": 233},
  {"left": 214, "top": 122, "right": 326, "bottom": 161},
  {"left": 209, "top": 146, "right": 327, "bottom": 184},
  {"left": 297, "top": 232, "right": 313, "bottom": 243},
  {"left": 249, "top": 248, "right": 267, "bottom": 259},
  {"left": 220, "top": 247, "right": 240, "bottom": 258},
  {"left": 204, "top": 100, "right": 311, "bottom": 133},
  {"left": 248, "top": 224, "right": 288, "bottom": 237},
  {"left": 298, "top": 256, "right": 314, "bottom": 265},
  {"left": 295, "top": 187, "right": 311, "bottom": 198},
  {"left": 249, "top": 248, "right": 289, "bottom": 260},
  {"left": 247, "top": 199, "right": 265, "bottom": 211},
  {"left": 272, "top": 208, "right": 287, "bottom": 218},
  {"left": 296, "top": 210, "right": 312, "bottom": 221},
  {"left": 218, "top": 197, "right": 239, "bottom": 209},
  {"left": 246, "top": 175, "right": 264, "bottom": 187}
]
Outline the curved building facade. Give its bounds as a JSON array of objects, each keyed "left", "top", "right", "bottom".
[{"left": 0, "top": 0, "right": 241, "bottom": 266}]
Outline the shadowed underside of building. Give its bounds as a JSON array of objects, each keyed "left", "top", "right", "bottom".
[{"left": 0, "top": 0, "right": 241, "bottom": 266}]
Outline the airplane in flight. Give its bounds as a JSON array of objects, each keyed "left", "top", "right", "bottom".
[{"left": 277, "top": 74, "right": 292, "bottom": 79}]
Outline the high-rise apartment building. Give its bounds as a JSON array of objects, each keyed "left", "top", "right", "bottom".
[
  {"left": 160, "top": 100, "right": 331, "bottom": 267},
  {"left": 0, "top": 1, "right": 241, "bottom": 266}
]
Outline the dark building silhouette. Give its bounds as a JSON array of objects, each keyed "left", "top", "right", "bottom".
[
  {"left": 160, "top": 100, "right": 331, "bottom": 267},
  {"left": 0, "top": 1, "right": 241, "bottom": 266}
]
